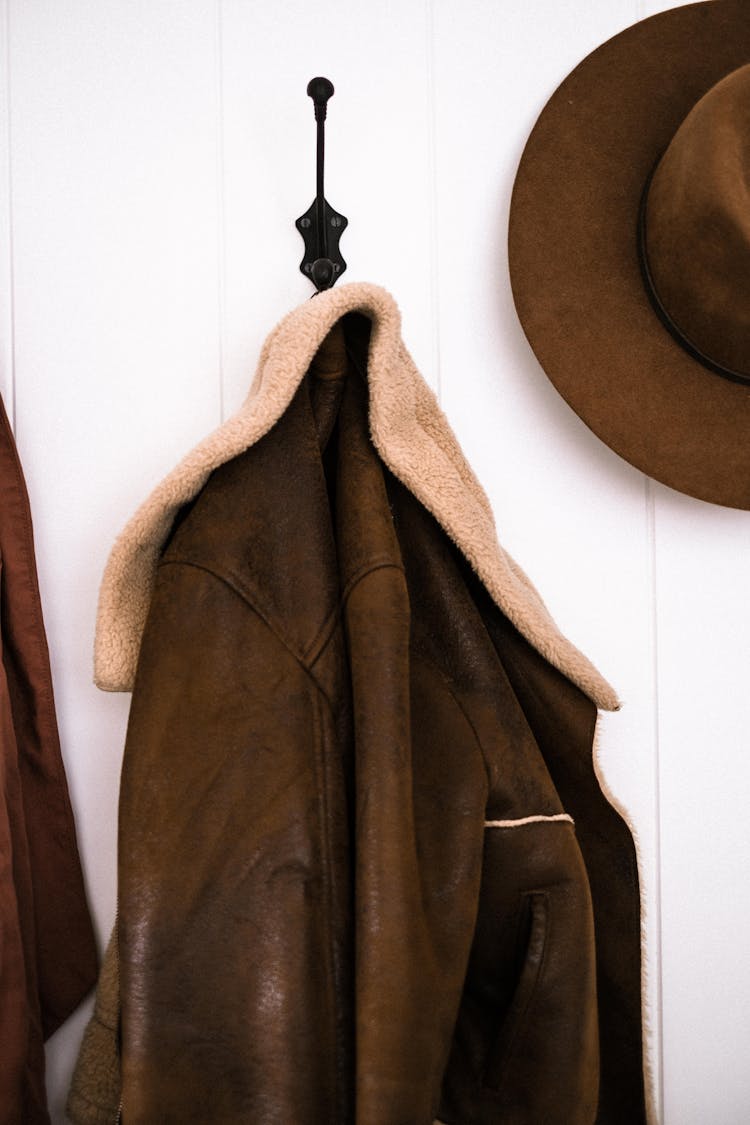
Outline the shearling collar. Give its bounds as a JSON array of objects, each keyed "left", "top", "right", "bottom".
[{"left": 94, "top": 282, "right": 619, "bottom": 711}]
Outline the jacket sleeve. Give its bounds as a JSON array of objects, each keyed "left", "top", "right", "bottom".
[{"left": 103, "top": 553, "right": 345, "bottom": 1122}]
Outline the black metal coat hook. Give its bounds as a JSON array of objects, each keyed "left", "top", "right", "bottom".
[{"left": 295, "top": 77, "right": 348, "bottom": 292}]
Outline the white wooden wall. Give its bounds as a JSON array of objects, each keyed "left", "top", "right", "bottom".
[{"left": 1, "top": 2, "right": 748, "bottom": 1122}]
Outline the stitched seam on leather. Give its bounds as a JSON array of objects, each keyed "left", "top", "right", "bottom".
[
  {"left": 304, "top": 604, "right": 341, "bottom": 666},
  {"left": 340, "top": 558, "right": 406, "bottom": 608},
  {"left": 157, "top": 559, "right": 340, "bottom": 713},
  {"left": 159, "top": 556, "right": 308, "bottom": 661},
  {"left": 305, "top": 612, "right": 339, "bottom": 670},
  {"left": 308, "top": 559, "right": 406, "bottom": 669},
  {"left": 310, "top": 689, "right": 341, "bottom": 1113}
]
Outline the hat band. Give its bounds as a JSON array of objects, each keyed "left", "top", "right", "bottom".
[{"left": 637, "top": 168, "right": 750, "bottom": 389}]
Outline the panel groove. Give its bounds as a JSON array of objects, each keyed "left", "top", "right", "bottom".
[
  {"left": 645, "top": 473, "right": 665, "bottom": 1123},
  {"left": 424, "top": 0, "right": 442, "bottom": 404},
  {"left": 1, "top": 0, "right": 15, "bottom": 428},
  {"left": 215, "top": 0, "right": 228, "bottom": 425}
]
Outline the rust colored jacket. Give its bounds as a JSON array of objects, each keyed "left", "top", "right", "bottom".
[
  {"left": 70, "top": 286, "right": 646, "bottom": 1124},
  {"left": 0, "top": 395, "right": 98, "bottom": 1124}
]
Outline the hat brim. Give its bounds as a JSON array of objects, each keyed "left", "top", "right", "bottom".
[{"left": 508, "top": 0, "right": 750, "bottom": 509}]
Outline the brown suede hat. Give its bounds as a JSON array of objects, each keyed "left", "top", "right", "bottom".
[{"left": 508, "top": 0, "right": 750, "bottom": 509}]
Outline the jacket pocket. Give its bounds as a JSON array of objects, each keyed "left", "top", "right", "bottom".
[
  {"left": 481, "top": 890, "right": 548, "bottom": 1092},
  {"left": 438, "top": 821, "right": 600, "bottom": 1125}
]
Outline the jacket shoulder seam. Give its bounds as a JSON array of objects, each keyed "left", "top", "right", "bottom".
[
  {"left": 158, "top": 556, "right": 315, "bottom": 676},
  {"left": 305, "top": 559, "right": 406, "bottom": 668}
]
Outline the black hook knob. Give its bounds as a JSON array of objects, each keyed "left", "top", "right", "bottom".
[
  {"left": 307, "top": 77, "right": 334, "bottom": 122},
  {"left": 311, "top": 258, "right": 335, "bottom": 290}
]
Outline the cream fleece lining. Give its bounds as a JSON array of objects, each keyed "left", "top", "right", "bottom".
[
  {"left": 93, "top": 282, "right": 619, "bottom": 711},
  {"left": 484, "top": 813, "right": 574, "bottom": 828}
]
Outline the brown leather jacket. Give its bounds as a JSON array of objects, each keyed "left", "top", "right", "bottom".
[{"left": 70, "top": 287, "right": 646, "bottom": 1124}]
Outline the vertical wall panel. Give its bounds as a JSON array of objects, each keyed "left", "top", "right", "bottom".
[
  {"left": 641, "top": 1, "right": 750, "bottom": 1120},
  {"left": 0, "top": 0, "right": 11, "bottom": 411},
  {"left": 653, "top": 491, "right": 750, "bottom": 1123},
  {"left": 431, "top": 0, "right": 662, "bottom": 1115},
  {"left": 219, "top": 0, "right": 437, "bottom": 413},
  {"left": 6, "top": 2, "right": 222, "bottom": 1119}
]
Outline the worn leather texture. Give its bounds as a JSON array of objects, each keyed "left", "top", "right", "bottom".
[{"left": 72, "top": 314, "right": 645, "bottom": 1123}]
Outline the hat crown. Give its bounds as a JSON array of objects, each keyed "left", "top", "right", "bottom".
[{"left": 643, "top": 63, "right": 750, "bottom": 380}]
